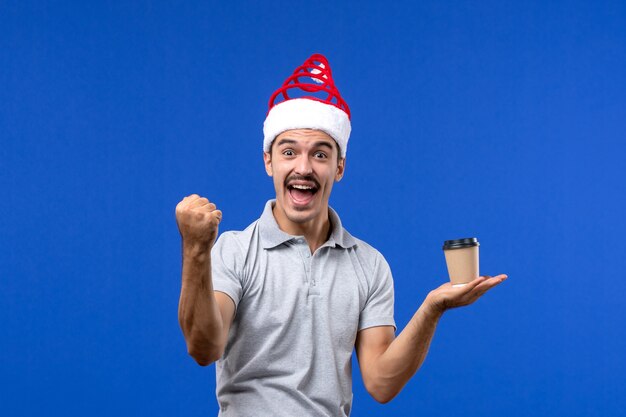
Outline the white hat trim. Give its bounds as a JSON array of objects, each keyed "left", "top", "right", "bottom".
[{"left": 263, "top": 98, "right": 351, "bottom": 157}]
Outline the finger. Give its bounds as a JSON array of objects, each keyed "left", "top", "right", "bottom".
[
  {"left": 177, "top": 194, "right": 199, "bottom": 210},
  {"left": 188, "top": 197, "right": 210, "bottom": 208},
  {"left": 212, "top": 210, "right": 223, "bottom": 222},
  {"left": 483, "top": 274, "right": 508, "bottom": 287},
  {"left": 465, "top": 276, "right": 488, "bottom": 290},
  {"left": 185, "top": 193, "right": 200, "bottom": 202},
  {"left": 194, "top": 202, "right": 216, "bottom": 211},
  {"left": 474, "top": 274, "right": 507, "bottom": 289},
  {"left": 473, "top": 275, "right": 507, "bottom": 295}
]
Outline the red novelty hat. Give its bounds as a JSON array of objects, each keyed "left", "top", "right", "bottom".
[{"left": 263, "top": 54, "right": 351, "bottom": 157}]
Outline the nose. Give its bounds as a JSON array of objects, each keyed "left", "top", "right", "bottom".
[{"left": 294, "top": 154, "right": 313, "bottom": 175}]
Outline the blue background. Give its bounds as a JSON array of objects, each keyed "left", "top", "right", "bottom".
[{"left": 2, "top": 1, "right": 625, "bottom": 416}]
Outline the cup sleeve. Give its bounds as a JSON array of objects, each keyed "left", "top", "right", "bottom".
[
  {"left": 211, "top": 233, "right": 244, "bottom": 311},
  {"left": 358, "top": 252, "right": 396, "bottom": 331}
]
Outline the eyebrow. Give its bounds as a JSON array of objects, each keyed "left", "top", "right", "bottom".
[
  {"left": 275, "top": 138, "right": 334, "bottom": 150},
  {"left": 275, "top": 139, "right": 297, "bottom": 147}
]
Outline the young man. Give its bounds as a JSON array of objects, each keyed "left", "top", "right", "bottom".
[{"left": 176, "top": 54, "right": 507, "bottom": 416}]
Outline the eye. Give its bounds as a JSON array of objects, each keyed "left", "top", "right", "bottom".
[
  {"left": 314, "top": 151, "right": 328, "bottom": 159},
  {"left": 282, "top": 149, "right": 295, "bottom": 157}
]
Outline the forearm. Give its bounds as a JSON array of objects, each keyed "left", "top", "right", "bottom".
[
  {"left": 178, "top": 241, "right": 226, "bottom": 365},
  {"left": 370, "top": 299, "right": 443, "bottom": 401},
  {"left": 368, "top": 275, "right": 508, "bottom": 402}
]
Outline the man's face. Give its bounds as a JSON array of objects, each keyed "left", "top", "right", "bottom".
[{"left": 263, "top": 129, "right": 345, "bottom": 227}]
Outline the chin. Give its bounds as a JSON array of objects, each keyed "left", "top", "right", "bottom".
[{"left": 285, "top": 207, "right": 318, "bottom": 224}]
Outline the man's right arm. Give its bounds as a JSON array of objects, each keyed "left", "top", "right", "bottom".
[{"left": 176, "top": 194, "right": 235, "bottom": 366}]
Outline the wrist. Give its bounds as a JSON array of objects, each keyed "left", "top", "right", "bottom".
[
  {"left": 422, "top": 295, "right": 445, "bottom": 320},
  {"left": 182, "top": 239, "right": 212, "bottom": 259}
]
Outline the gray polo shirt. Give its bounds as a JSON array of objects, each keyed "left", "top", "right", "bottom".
[{"left": 212, "top": 200, "right": 396, "bottom": 417}]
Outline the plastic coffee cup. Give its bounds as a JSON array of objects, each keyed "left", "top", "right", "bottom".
[{"left": 443, "top": 238, "right": 480, "bottom": 287}]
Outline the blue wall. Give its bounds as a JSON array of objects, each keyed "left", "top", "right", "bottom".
[{"left": 2, "top": 1, "right": 625, "bottom": 416}]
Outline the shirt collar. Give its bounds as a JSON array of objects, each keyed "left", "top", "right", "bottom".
[{"left": 259, "top": 200, "right": 357, "bottom": 249}]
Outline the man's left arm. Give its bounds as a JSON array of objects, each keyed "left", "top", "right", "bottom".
[{"left": 355, "top": 274, "right": 507, "bottom": 403}]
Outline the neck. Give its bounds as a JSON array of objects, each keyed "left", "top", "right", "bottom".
[{"left": 272, "top": 205, "right": 331, "bottom": 253}]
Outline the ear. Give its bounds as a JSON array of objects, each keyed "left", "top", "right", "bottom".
[
  {"left": 263, "top": 152, "right": 273, "bottom": 177},
  {"left": 335, "top": 157, "right": 346, "bottom": 182}
]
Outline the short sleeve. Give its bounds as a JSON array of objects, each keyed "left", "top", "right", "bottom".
[
  {"left": 211, "top": 232, "right": 244, "bottom": 310},
  {"left": 358, "top": 252, "right": 396, "bottom": 331}
]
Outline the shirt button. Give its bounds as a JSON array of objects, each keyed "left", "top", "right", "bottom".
[{"left": 305, "top": 253, "right": 310, "bottom": 258}]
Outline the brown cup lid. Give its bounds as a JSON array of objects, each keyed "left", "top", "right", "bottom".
[{"left": 443, "top": 237, "right": 479, "bottom": 250}]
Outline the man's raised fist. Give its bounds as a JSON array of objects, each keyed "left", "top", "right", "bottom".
[{"left": 175, "top": 194, "right": 222, "bottom": 247}]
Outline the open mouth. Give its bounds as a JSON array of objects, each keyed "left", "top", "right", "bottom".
[{"left": 287, "top": 182, "right": 319, "bottom": 206}]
